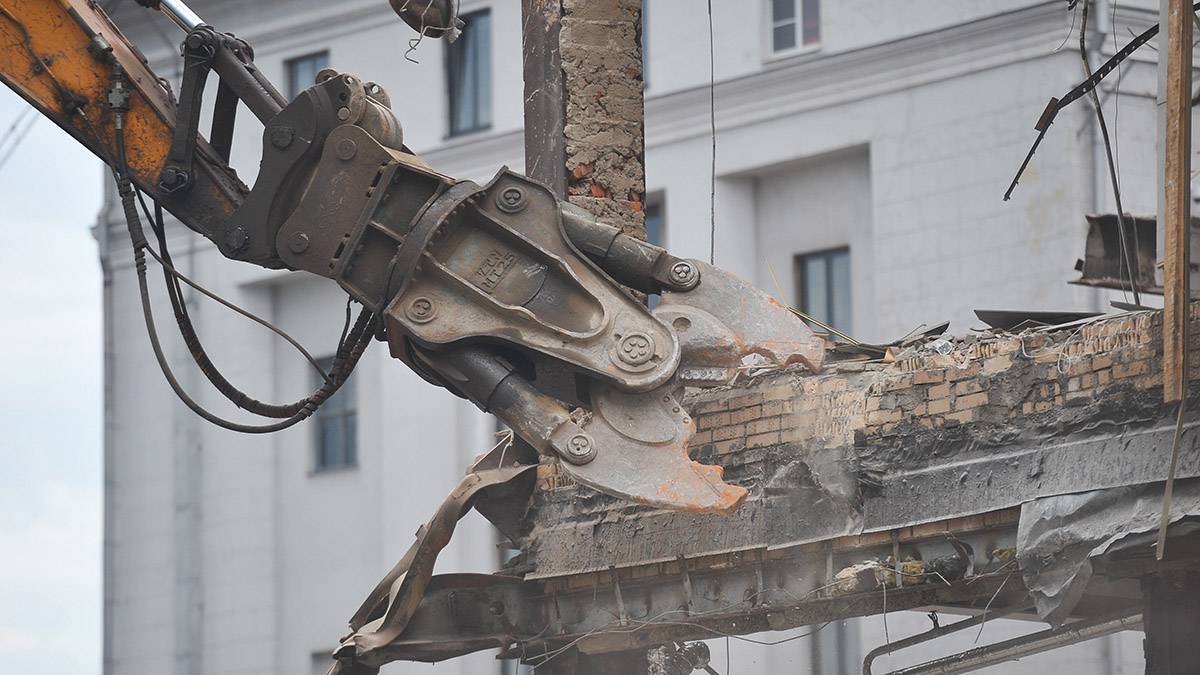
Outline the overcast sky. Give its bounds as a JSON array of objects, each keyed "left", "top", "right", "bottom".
[{"left": 0, "top": 85, "right": 104, "bottom": 673}]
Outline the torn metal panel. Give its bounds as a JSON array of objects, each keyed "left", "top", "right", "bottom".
[
  {"left": 1071, "top": 214, "right": 1160, "bottom": 294},
  {"left": 1016, "top": 478, "right": 1200, "bottom": 624}
]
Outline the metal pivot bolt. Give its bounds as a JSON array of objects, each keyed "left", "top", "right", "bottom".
[
  {"left": 335, "top": 138, "right": 358, "bottom": 161},
  {"left": 496, "top": 186, "right": 528, "bottom": 213},
  {"left": 406, "top": 297, "right": 437, "bottom": 323},
  {"left": 336, "top": 106, "right": 351, "bottom": 122},
  {"left": 563, "top": 433, "right": 596, "bottom": 464},
  {"left": 669, "top": 260, "right": 700, "bottom": 289},
  {"left": 616, "top": 332, "right": 655, "bottom": 367},
  {"left": 269, "top": 126, "right": 295, "bottom": 149},
  {"left": 288, "top": 232, "right": 309, "bottom": 254}
]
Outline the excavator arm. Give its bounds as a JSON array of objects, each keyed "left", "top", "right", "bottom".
[
  {"left": 0, "top": 0, "right": 828, "bottom": 509},
  {"left": 0, "top": 0, "right": 250, "bottom": 259},
  {"left": 0, "top": 2, "right": 830, "bottom": 667}
]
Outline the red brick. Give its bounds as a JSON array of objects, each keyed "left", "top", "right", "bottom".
[
  {"left": 747, "top": 431, "right": 781, "bottom": 448},
  {"left": 913, "top": 370, "right": 945, "bottom": 385},
  {"left": 954, "top": 380, "right": 983, "bottom": 395},
  {"left": 955, "top": 392, "right": 988, "bottom": 410},
  {"left": 762, "top": 399, "right": 794, "bottom": 417},
  {"left": 927, "top": 384, "right": 950, "bottom": 400},
  {"left": 746, "top": 417, "right": 781, "bottom": 435},
  {"left": 712, "top": 424, "right": 745, "bottom": 441},
  {"left": 697, "top": 412, "right": 729, "bottom": 430},
  {"left": 928, "top": 398, "right": 951, "bottom": 415},
  {"left": 730, "top": 405, "right": 762, "bottom": 424}
]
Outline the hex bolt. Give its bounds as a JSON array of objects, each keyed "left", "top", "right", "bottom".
[
  {"left": 669, "top": 261, "right": 700, "bottom": 289},
  {"left": 288, "top": 232, "right": 309, "bottom": 254},
  {"left": 616, "top": 332, "right": 655, "bottom": 367},
  {"left": 336, "top": 106, "right": 351, "bottom": 122},
  {"left": 406, "top": 297, "right": 437, "bottom": 323},
  {"left": 563, "top": 433, "right": 596, "bottom": 464}
]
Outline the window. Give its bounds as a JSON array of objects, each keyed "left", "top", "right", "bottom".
[
  {"left": 795, "top": 247, "right": 850, "bottom": 334},
  {"left": 313, "top": 356, "right": 357, "bottom": 472},
  {"left": 769, "top": 0, "right": 820, "bottom": 55},
  {"left": 286, "top": 51, "right": 329, "bottom": 100},
  {"left": 446, "top": 9, "right": 492, "bottom": 136}
]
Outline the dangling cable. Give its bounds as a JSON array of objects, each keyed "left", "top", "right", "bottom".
[{"left": 108, "top": 64, "right": 376, "bottom": 433}]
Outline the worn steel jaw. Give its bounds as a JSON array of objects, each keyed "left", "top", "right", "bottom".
[{"left": 555, "top": 261, "right": 825, "bottom": 512}]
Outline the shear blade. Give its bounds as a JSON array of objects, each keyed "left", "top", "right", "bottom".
[{"left": 557, "top": 384, "right": 747, "bottom": 513}]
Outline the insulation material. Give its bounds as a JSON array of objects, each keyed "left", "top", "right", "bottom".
[{"left": 1017, "top": 478, "right": 1200, "bottom": 624}]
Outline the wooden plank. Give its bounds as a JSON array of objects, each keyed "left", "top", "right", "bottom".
[{"left": 1163, "top": 0, "right": 1192, "bottom": 403}]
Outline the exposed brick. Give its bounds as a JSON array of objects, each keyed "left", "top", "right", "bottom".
[
  {"left": 982, "top": 354, "right": 1013, "bottom": 375},
  {"left": 928, "top": 398, "right": 951, "bottom": 415},
  {"left": 728, "top": 393, "right": 765, "bottom": 409},
  {"left": 693, "top": 398, "right": 728, "bottom": 414},
  {"left": 1114, "top": 360, "right": 1149, "bottom": 379},
  {"left": 730, "top": 405, "right": 763, "bottom": 424},
  {"left": 927, "top": 383, "right": 951, "bottom": 400},
  {"left": 881, "top": 374, "right": 914, "bottom": 392},
  {"left": 747, "top": 432, "right": 781, "bottom": 448},
  {"left": 763, "top": 385, "right": 796, "bottom": 401},
  {"left": 913, "top": 369, "right": 945, "bottom": 385},
  {"left": 954, "top": 392, "right": 988, "bottom": 410},
  {"left": 762, "top": 399, "right": 794, "bottom": 417},
  {"left": 712, "top": 424, "right": 745, "bottom": 442},
  {"left": 714, "top": 439, "right": 743, "bottom": 456},
  {"left": 691, "top": 430, "right": 713, "bottom": 445},
  {"left": 696, "top": 412, "right": 729, "bottom": 430},
  {"left": 953, "top": 380, "right": 983, "bottom": 395},
  {"left": 945, "top": 410, "right": 976, "bottom": 424},
  {"left": 746, "top": 417, "right": 782, "bottom": 435},
  {"left": 866, "top": 409, "right": 902, "bottom": 425}
]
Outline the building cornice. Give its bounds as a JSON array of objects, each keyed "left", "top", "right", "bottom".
[{"left": 645, "top": 1, "right": 1159, "bottom": 150}]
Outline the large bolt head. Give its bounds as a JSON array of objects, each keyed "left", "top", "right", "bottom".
[
  {"left": 563, "top": 433, "right": 596, "bottom": 464},
  {"left": 617, "top": 332, "right": 655, "bottom": 367},
  {"left": 669, "top": 261, "right": 700, "bottom": 289},
  {"left": 288, "top": 232, "right": 309, "bottom": 254},
  {"left": 496, "top": 186, "right": 528, "bottom": 213},
  {"left": 406, "top": 297, "right": 436, "bottom": 323}
]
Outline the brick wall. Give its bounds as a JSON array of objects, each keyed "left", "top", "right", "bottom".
[{"left": 525, "top": 307, "right": 1196, "bottom": 579}]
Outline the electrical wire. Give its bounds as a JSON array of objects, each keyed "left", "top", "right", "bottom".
[
  {"left": 1079, "top": 0, "right": 1140, "bottom": 305},
  {"left": 707, "top": 0, "right": 717, "bottom": 266},
  {"left": 105, "top": 66, "right": 375, "bottom": 433},
  {"left": 0, "top": 109, "right": 36, "bottom": 174}
]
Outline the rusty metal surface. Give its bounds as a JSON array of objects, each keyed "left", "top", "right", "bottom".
[
  {"left": 655, "top": 261, "right": 826, "bottom": 386},
  {"left": 331, "top": 442, "right": 537, "bottom": 672},
  {"left": 560, "top": 384, "right": 748, "bottom": 513}
]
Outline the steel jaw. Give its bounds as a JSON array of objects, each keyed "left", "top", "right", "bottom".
[{"left": 549, "top": 261, "right": 825, "bottom": 513}]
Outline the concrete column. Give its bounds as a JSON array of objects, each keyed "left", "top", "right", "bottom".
[
  {"left": 522, "top": 0, "right": 647, "bottom": 239},
  {"left": 1142, "top": 570, "right": 1200, "bottom": 674}
]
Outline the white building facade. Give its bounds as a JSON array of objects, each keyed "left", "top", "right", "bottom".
[{"left": 100, "top": 1, "right": 1172, "bottom": 673}]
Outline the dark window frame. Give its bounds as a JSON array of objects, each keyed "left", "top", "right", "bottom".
[
  {"left": 445, "top": 8, "right": 493, "bottom": 138},
  {"left": 794, "top": 246, "right": 850, "bottom": 334},
  {"left": 312, "top": 355, "right": 358, "bottom": 473},
  {"left": 768, "top": 0, "right": 820, "bottom": 56},
  {"left": 286, "top": 50, "right": 330, "bottom": 100}
]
